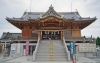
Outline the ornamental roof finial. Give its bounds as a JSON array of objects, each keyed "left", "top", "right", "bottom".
[
  {"left": 49, "top": 4, "right": 53, "bottom": 8},
  {"left": 60, "top": 14, "right": 64, "bottom": 18},
  {"left": 39, "top": 14, "right": 42, "bottom": 18},
  {"left": 75, "top": 9, "right": 78, "bottom": 12},
  {"left": 25, "top": 9, "right": 27, "bottom": 12}
]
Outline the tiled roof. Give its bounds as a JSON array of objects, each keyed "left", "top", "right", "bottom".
[
  {"left": 6, "top": 5, "right": 97, "bottom": 21},
  {"left": 0, "top": 32, "right": 21, "bottom": 40}
]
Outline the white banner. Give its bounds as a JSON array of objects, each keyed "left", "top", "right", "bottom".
[
  {"left": 11, "top": 44, "right": 16, "bottom": 52},
  {"left": 17, "top": 43, "right": 20, "bottom": 54}
]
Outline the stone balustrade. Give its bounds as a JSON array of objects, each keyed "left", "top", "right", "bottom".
[
  {"left": 18, "top": 37, "right": 38, "bottom": 40},
  {"left": 65, "top": 37, "right": 93, "bottom": 42}
]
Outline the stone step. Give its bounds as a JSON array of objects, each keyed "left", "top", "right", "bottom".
[
  {"left": 37, "top": 49, "right": 66, "bottom": 52},
  {"left": 37, "top": 53, "right": 67, "bottom": 55},
  {"left": 35, "top": 40, "right": 68, "bottom": 61},
  {"left": 36, "top": 57, "right": 67, "bottom": 61}
]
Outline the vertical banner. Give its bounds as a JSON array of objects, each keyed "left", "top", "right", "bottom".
[
  {"left": 17, "top": 43, "right": 20, "bottom": 54},
  {"left": 10, "top": 44, "right": 16, "bottom": 57},
  {"left": 10, "top": 44, "right": 16, "bottom": 53},
  {"left": 25, "top": 41, "right": 29, "bottom": 56},
  {"left": 70, "top": 42, "right": 75, "bottom": 55}
]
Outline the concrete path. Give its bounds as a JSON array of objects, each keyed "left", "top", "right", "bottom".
[
  {"left": 0, "top": 53, "right": 20, "bottom": 63},
  {"left": 0, "top": 53, "right": 98, "bottom": 63},
  {"left": 4, "top": 56, "right": 97, "bottom": 63}
]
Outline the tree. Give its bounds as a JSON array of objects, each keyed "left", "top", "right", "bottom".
[{"left": 96, "top": 37, "right": 100, "bottom": 46}]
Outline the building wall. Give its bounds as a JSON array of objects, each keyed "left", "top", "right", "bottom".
[
  {"left": 22, "top": 26, "right": 38, "bottom": 37},
  {"left": 71, "top": 29, "right": 81, "bottom": 37},
  {"left": 9, "top": 43, "right": 36, "bottom": 57},
  {"left": 22, "top": 25, "right": 32, "bottom": 37},
  {"left": 66, "top": 43, "right": 96, "bottom": 53},
  {"left": 66, "top": 43, "right": 96, "bottom": 57},
  {"left": 77, "top": 43, "right": 96, "bottom": 52},
  {"left": 64, "top": 30, "right": 71, "bottom": 37}
]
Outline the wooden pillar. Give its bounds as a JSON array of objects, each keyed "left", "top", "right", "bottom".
[
  {"left": 61, "top": 31, "right": 62, "bottom": 40},
  {"left": 61, "top": 31, "right": 63, "bottom": 40},
  {"left": 38, "top": 31, "right": 40, "bottom": 39},
  {"left": 63, "top": 31, "right": 65, "bottom": 38},
  {"left": 40, "top": 31, "right": 42, "bottom": 40},
  {"left": 38, "top": 31, "right": 42, "bottom": 40}
]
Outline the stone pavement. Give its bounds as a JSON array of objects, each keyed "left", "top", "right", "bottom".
[
  {"left": 3, "top": 56, "right": 97, "bottom": 63},
  {"left": 0, "top": 53, "right": 20, "bottom": 63},
  {"left": 89, "top": 57, "right": 100, "bottom": 63},
  {"left": 0, "top": 52, "right": 99, "bottom": 63}
]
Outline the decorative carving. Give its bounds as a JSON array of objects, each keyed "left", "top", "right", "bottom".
[
  {"left": 25, "top": 9, "right": 27, "bottom": 12},
  {"left": 42, "top": 5, "right": 61, "bottom": 18},
  {"left": 39, "top": 14, "right": 42, "bottom": 18},
  {"left": 60, "top": 14, "right": 64, "bottom": 18},
  {"left": 75, "top": 9, "right": 78, "bottom": 12}
]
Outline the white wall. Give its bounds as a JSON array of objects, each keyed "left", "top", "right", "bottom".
[{"left": 66, "top": 43, "right": 96, "bottom": 52}]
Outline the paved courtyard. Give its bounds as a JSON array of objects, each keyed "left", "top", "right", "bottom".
[
  {"left": 0, "top": 51, "right": 100, "bottom": 63},
  {"left": 1, "top": 56, "right": 98, "bottom": 63},
  {"left": 0, "top": 55, "right": 98, "bottom": 63},
  {"left": 88, "top": 50, "right": 100, "bottom": 63}
]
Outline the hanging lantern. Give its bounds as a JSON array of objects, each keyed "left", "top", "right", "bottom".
[
  {"left": 45, "top": 31, "right": 46, "bottom": 34},
  {"left": 58, "top": 31, "right": 59, "bottom": 34},
  {"left": 48, "top": 31, "right": 49, "bottom": 34}
]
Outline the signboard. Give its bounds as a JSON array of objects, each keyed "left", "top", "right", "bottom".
[
  {"left": 70, "top": 42, "right": 75, "bottom": 55},
  {"left": 17, "top": 43, "right": 20, "bottom": 54},
  {"left": 10, "top": 44, "right": 16, "bottom": 52}
]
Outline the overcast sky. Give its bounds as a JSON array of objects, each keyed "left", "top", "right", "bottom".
[{"left": 0, "top": 0, "right": 100, "bottom": 38}]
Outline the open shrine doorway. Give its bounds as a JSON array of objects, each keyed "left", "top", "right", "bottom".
[{"left": 42, "top": 31, "right": 61, "bottom": 40}]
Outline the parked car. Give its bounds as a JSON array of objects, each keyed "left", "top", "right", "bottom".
[{"left": 96, "top": 47, "right": 100, "bottom": 51}]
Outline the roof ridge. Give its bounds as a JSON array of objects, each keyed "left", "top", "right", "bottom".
[{"left": 42, "top": 5, "right": 61, "bottom": 17}]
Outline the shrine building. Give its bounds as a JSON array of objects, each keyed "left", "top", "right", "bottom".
[{"left": 0, "top": 5, "right": 97, "bottom": 61}]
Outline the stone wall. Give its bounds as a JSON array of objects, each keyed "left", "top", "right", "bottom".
[
  {"left": 66, "top": 43, "right": 96, "bottom": 57},
  {"left": 66, "top": 43, "right": 96, "bottom": 53},
  {"left": 77, "top": 43, "right": 96, "bottom": 52},
  {"left": 0, "top": 44, "right": 2, "bottom": 53}
]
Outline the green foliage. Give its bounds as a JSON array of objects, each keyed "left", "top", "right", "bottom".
[{"left": 96, "top": 37, "right": 100, "bottom": 46}]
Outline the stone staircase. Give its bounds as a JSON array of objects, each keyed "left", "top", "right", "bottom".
[{"left": 35, "top": 40, "right": 68, "bottom": 61}]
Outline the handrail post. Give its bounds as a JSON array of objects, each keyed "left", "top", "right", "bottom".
[
  {"left": 63, "top": 37, "right": 70, "bottom": 61},
  {"left": 33, "top": 51, "right": 36, "bottom": 61},
  {"left": 33, "top": 38, "right": 40, "bottom": 61}
]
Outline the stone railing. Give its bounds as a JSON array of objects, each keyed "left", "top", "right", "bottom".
[
  {"left": 63, "top": 37, "right": 70, "bottom": 61},
  {"left": 18, "top": 37, "right": 38, "bottom": 40},
  {"left": 65, "top": 37, "right": 93, "bottom": 42},
  {"left": 33, "top": 38, "right": 40, "bottom": 61}
]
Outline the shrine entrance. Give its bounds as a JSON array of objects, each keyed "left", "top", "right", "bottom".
[{"left": 42, "top": 31, "right": 61, "bottom": 40}]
